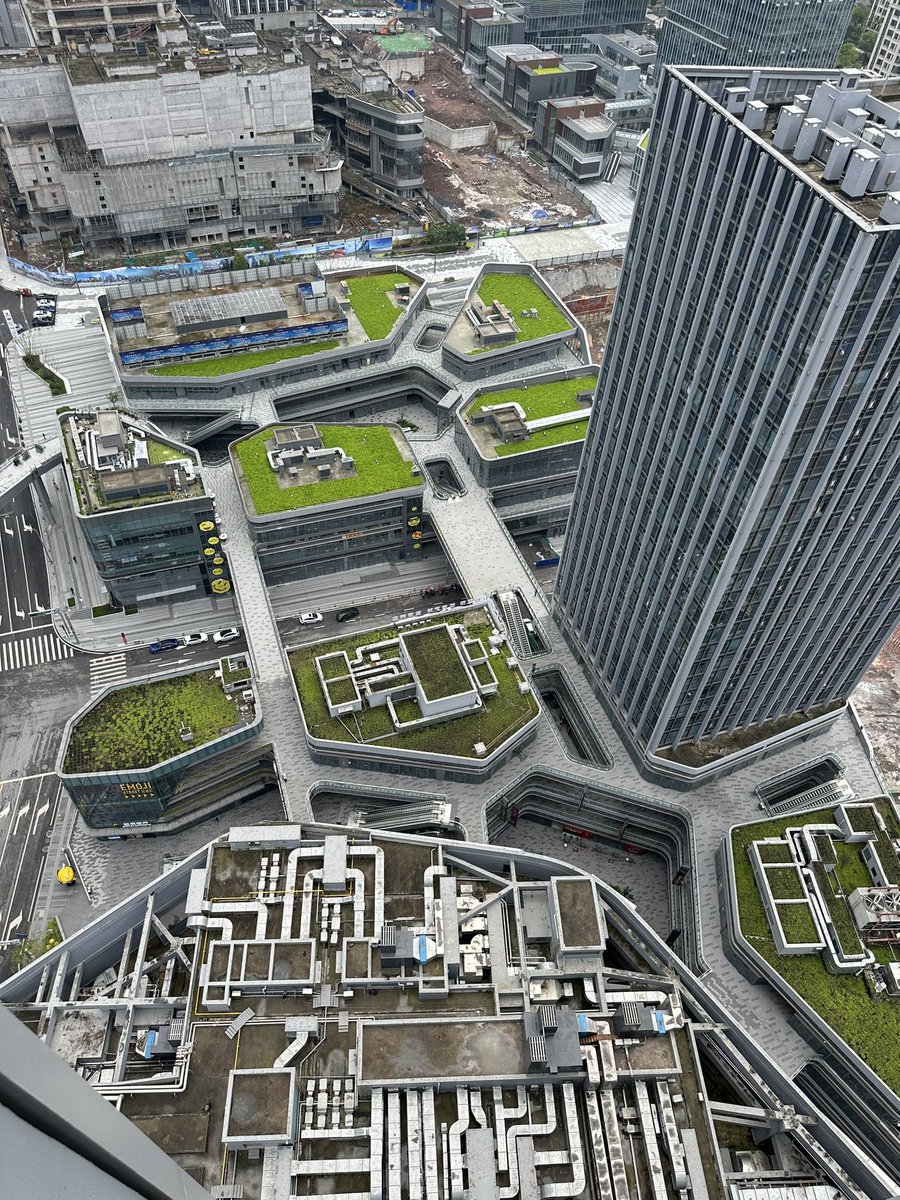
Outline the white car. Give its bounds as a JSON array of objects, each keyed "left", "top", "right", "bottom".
[
  {"left": 212, "top": 627, "right": 241, "bottom": 643},
  {"left": 299, "top": 611, "right": 324, "bottom": 625},
  {"left": 183, "top": 632, "right": 208, "bottom": 646}
]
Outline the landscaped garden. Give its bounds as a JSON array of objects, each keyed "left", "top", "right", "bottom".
[
  {"left": 147, "top": 340, "right": 340, "bottom": 377},
  {"left": 233, "top": 423, "right": 418, "bottom": 514},
  {"left": 731, "top": 804, "right": 900, "bottom": 1091},
  {"left": 290, "top": 612, "right": 538, "bottom": 758},
  {"left": 64, "top": 672, "right": 242, "bottom": 772},
  {"left": 467, "top": 375, "right": 595, "bottom": 456},
  {"left": 147, "top": 438, "right": 190, "bottom": 465},
  {"left": 473, "top": 273, "right": 572, "bottom": 350},
  {"left": 402, "top": 626, "right": 472, "bottom": 700},
  {"left": 344, "top": 272, "right": 411, "bottom": 340},
  {"left": 23, "top": 353, "right": 66, "bottom": 396}
]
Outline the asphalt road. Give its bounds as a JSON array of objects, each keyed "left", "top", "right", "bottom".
[{"left": 0, "top": 772, "right": 61, "bottom": 981}]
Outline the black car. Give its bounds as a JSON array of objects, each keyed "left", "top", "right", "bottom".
[
  {"left": 148, "top": 638, "right": 180, "bottom": 654},
  {"left": 335, "top": 606, "right": 359, "bottom": 623}
]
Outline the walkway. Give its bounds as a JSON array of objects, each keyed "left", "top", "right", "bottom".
[{"left": 204, "top": 462, "right": 315, "bottom": 819}]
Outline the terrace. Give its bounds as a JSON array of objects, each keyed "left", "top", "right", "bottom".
[
  {"left": 731, "top": 800, "right": 900, "bottom": 1091},
  {"left": 443, "top": 270, "right": 574, "bottom": 358},
  {"left": 231, "top": 422, "right": 419, "bottom": 516},
  {"left": 61, "top": 411, "right": 205, "bottom": 516},
  {"left": 463, "top": 375, "right": 596, "bottom": 458},
  {"left": 62, "top": 662, "right": 253, "bottom": 774},
  {"left": 290, "top": 608, "right": 537, "bottom": 760}
]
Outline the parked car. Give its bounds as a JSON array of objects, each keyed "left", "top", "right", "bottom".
[
  {"left": 299, "top": 611, "right": 323, "bottom": 625},
  {"left": 182, "top": 632, "right": 208, "bottom": 645},
  {"left": 148, "top": 638, "right": 179, "bottom": 654},
  {"left": 212, "top": 627, "right": 241, "bottom": 643},
  {"left": 32, "top": 312, "right": 55, "bottom": 327},
  {"left": 335, "top": 606, "right": 359, "bottom": 623}
]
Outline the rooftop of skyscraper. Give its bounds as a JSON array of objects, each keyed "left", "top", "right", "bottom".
[{"left": 672, "top": 67, "right": 900, "bottom": 229}]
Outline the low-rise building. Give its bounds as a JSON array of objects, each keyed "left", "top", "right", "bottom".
[
  {"left": 60, "top": 411, "right": 228, "bottom": 607},
  {"left": 57, "top": 656, "right": 264, "bottom": 830},
  {"left": 231, "top": 420, "right": 425, "bottom": 584},
  {"left": 484, "top": 43, "right": 595, "bottom": 127},
  {"left": 589, "top": 29, "right": 656, "bottom": 99},
  {"left": 433, "top": 0, "right": 526, "bottom": 82},
  {"left": 534, "top": 96, "right": 615, "bottom": 179}
]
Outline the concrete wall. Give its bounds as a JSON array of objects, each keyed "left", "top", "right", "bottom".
[{"left": 423, "top": 115, "right": 492, "bottom": 150}]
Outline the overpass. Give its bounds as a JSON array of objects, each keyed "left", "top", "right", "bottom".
[{"left": 0, "top": 437, "right": 61, "bottom": 505}]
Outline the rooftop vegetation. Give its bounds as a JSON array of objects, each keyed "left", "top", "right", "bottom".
[
  {"left": 473, "top": 273, "right": 572, "bottom": 349},
  {"left": 469, "top": 376, "right": 595, "bottom": 422},
  {"left": 756, "top": 842, "right": 794, "bottom": 864},
  {"left": 147, "top": 340, "right": 340, "bottom": 377},
  {"left": 764, "top": 867, "right": 806, "bottom": 901},
  {"left": 731, "top": 804, "right": 900, "bottom": 1092},
  {"left": 64, "top": 672, "right": 241, "bottom": 773},
  {"left": 291, "top": 613, "right": 537, "bottom": 758},
  {"left": 147, "top": 438, "right": 190, "bottom": 465},
  {"left": 775, "top": 903, "right": 818, "bottom": 945},
  {"left": 345, "top": 272, "right": 410, "bottom": 340},
  {"left": 402, "top": 626, "right": 471, "bottom": 699},
  {"left": 234, "top": 423, "right": 418, "bottom": 514},
  {"left": 497, "top": 419, "right": 589, "bottom": 456}
]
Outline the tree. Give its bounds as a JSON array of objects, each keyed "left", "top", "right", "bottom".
[
  {"left": 845, "top": 2, "right": 869, "bottom": 43},
  {"left": 425, "top": 221, "right": 467, "bottom": 250},
  {"left": 836, "top": 41, "right": 862, "bottom": 67},
  {"left": 231, "top": 250, "right": 250, "bottom": 271}
]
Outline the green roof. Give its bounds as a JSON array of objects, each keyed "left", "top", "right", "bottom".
[
  {"left": 402, "top": 626, "right": 470, "bottom": 699},
  {"left": 471, "top": 273, "right": 573, "bottom": 352},
  {"left": 468, "top": 375, "right": 595, "bottom": 455},
  {"left": 345, "top": 272, "right": 412, "bottom": 340},
  {"left": 64, "top": 670, "right": 242, "bottom": 773},
  {"left": 376, "top": 31, "right": 430, "bottom": 54},
  {"left": 532, "top": 66, "right": 564, "bottom": 74},
  {"left": 234, "top": 423, "right": 418, "bottom": 514}
]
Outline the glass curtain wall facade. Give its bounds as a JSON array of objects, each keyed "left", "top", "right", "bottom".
[
  {"left": 657, "top": 0, "right": 855, "bottom": 70},
  {"left": 554, "top": 66, "right": 900, "bottom": 760},
  {"left": 523, "top": 0, "right": 644, "bottom": 53}
]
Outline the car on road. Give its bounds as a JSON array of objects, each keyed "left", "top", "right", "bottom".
[
  {"left": 299, "top": 611, "right": 323, "bottom": 625},
  {"left": 182, "top": 632, "right": 208, "bottom": 645},
  {"left": 335, "top": 606, "right": 359, "bottom": 623},
  {"left": 148, "top": 638, "right": 179, "bottom": 654},
  {"left": 213, "top": 627, "right": 241, "bottom": 643}
]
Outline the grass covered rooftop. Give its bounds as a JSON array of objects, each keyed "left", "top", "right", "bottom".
[
  {"left": 467, "top": 375, "right": 595, "bottom": 456},
  {"left": 63, "top": 670, "right": 242, "bottom": 773},
  {"left": 731, "top": 801, "right": 900, "bottom": 1092},
  {"left": 234, "top": 423, "right": 419, "bottom": 514},
  {"left": 472, "top": 273, "right": 572, "bottom": 351},
  {"left": 291, "top": 610, "right": 538, "bottom": 758},
  {"left": 344, "top": 271, "right": 412, "bottom": 341},
  {"left": 402, "top": 625, "right": 471, "bottom": 700}
]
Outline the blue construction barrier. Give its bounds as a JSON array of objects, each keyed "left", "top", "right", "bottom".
[
  {"left": 110, "top": 307, "right": 143, "bottom": 322},
  {"left": 119, "top": 318, "right": 350, "bottom": 368}
]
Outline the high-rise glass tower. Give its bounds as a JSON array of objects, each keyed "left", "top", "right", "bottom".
[
  {"left": 657, "top": 0, "right": 856, "bottom": 70},
  {"left": 555, "top": 66, "right": 900, "bottom": 764}
]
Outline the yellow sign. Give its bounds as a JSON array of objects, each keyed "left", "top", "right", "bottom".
[
  {"left": 407, "top": 516, "right": 421, "bottom": 528},
  {"left": 412, "top": 542, "right": 422, "bottom": 550},
  {"left": 212, "top": 578, "right": 232, "bottom": 594},
  {"left": 411, "top": 531, "right": 423, "bottom": 540},
  {"left": 213, "top": 556, "right": 224, "bottom": 566},
  {"left": 204, "top": 547, "right": 215, "bottom": 556},
  {"left": 119, "top": 781, "right": 153, "bottom": 798},
  {"left": 207, "top": 536, "right": 220, "bottom": 546},
  {"left": 56, "top": 865, "right": 75, "bottom": 885},
  {"left": 212, "top": 568, "right": 224, "bottom": 576},
  {"left": 199, "top": 520, "right": 215, "bottom": 532}
]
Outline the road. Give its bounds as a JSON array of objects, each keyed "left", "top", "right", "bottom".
[{"left": 0, "top": 773, "right": 60, "bottom": 981}]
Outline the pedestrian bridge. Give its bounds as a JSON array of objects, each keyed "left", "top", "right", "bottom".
[{"left": 0, "top": 438, "right": 62, "bottom": 505}]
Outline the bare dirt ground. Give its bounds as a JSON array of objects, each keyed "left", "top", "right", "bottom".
[
  {"left": 422, "top": 144, "right": 589, "bottom": 228},
  {"left": 854, "top": 627, "right": 900, "bottom": 789}
]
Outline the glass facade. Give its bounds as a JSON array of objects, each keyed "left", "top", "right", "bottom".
[{"left": 554, "top": 67, "right": 900, "bottom": 758}]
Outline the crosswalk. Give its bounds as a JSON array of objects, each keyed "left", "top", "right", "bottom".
[
  {"left": 0, "top": 628, "right": 74, "bottom": 673},
  {"left": 89, "top": 653, "right": 128, "bottom": 698}
]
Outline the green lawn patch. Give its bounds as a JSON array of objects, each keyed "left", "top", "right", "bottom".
[
  {"left": 757, "top": 841, "right": 793, "bottom": 864},
  {"left": 234, "top": 423, "right": 418, "bottom": 513},
  {"left": 469, "top": 376, "right": 595, "bottom": 422},
  {"left": 345, "top": 272, "right": 410, "bottom": 340},
  {"left": 147, "top": 439, "right": 189, "bottom": 465},
  {"left": 393, "top": 699, "right": 422, "bottom": 724},
  {"left": 846, "top": 804, "right": 880, "bottom": 833},
  {"left": 810, "top": 863, "right": 861, "bottom": 956},
  {"left": 23, "top": 353, "right": 66, "bottom": 396},
  {"left": 834, "top": 841, "right": 872, "bottom": 893},
  {"left": 496, "top": 419, "right": 589, "bottom": 456},
  {"left": 473, "top": 661, "right": 495, "bottom": 687},
  {"left": 320, "top": 652, "right": 351, "bottom": 681},
  {"left": 765, "top": 867, "right": 806, "bottom": 900},
  {"left": 64, "top": 672, "right": 240, "bottom": 772},
  {"left": 873, "top": 830, "right": 900, "bottom": 884},
  {"left": 326, "top": 677, "right": 359, "bottom": 706},
  {"left": 291, "top": 613, "right": 538, "bottom": 758},
  {"left": 775, "top": 903, "right": 819, "bottom": 945},
  {"left": 147, "top": 341, "right": 339, "bottom": 377},
  {"left": 732, "top": 807, "right": 900, "bottom": 1092},
  {"left": 401, "top": 625, "right": 471, "bottom": 700},
  {"left": 221, "top": 657, "right": 251, "bottom": 687},
  {"left": 473, "top": 273, "right": 572, "bottom": 349}
]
